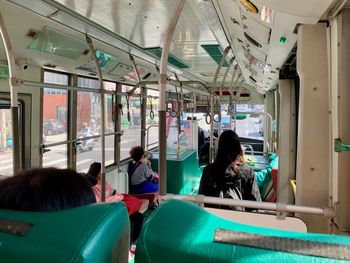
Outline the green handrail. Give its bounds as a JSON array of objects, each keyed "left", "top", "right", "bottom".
[{"left": 334, "top": 138, "right": 350, "bottom": 152}]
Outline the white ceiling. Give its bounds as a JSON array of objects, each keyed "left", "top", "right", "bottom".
[
  {"left": 1, "top": 0, "right": 338, "bottom": 95},
  {"left": 213, "top": 0, "right": 335, "bottom": 92}
]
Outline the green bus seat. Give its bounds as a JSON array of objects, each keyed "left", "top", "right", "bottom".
[
  {"left": 136, "top": 200, "right": 350, "bottom": 263},
  {"left": 0, "top": 202, "right": 130, "bottom": 263}
]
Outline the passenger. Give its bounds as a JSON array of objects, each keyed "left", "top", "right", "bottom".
[
  {"left": 142, "top": 151, "right": 153, "bottom": 170},
  {"left": 198, "top": 130, "right": 261, "bottom": 211},
  {"left": 86, "top": 162, "right": 144, "bottom": 243},
  {"left": 128, "top": 146, "right": 159, "bottom": 194},
  {"left": 0, "top": 167, "right": 96, "bottom": 212}
]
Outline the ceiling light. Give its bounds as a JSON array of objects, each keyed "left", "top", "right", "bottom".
[{"left": 261, "top": 6, "right": 275, "bottom": 24}]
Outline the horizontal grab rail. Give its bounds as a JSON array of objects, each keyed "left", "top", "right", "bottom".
[
  {"left": 162, "top": 194, "right": 336, "bottom": 218},
  {"left": 40, "top": 131, "right": 123, "bottom": 148}
]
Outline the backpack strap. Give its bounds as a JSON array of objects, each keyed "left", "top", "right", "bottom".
[{"left": 128, "top": 162, "right": 142, "bottom": 177}]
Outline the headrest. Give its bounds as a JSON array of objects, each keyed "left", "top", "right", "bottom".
[
  {"left": 0, "top": 202, "right": 130, "bottom": 263},
  {"left": 136, "top": 199, "right": 350, "bottom": 263}
]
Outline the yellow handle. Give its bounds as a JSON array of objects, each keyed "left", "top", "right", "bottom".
[
  {"left": 240, "top": 0, "right": 258, "bottom": 14},
  {"left": 290, "top": 179, "right": 296, "bottom": 196}
]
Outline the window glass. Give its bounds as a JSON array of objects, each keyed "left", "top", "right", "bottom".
[
  {"left": 122, "top": 84, "right": 140, "bottom": 94},
  {"left": 42, "top": 145, "right": 67, "bottom": 169},
  {"left": 105, "top": 135, "right": 115, "bottom": 166},
  {"left": 120, "top": 94, "right": 141, "bottom": 160},
  {"left": 232, "top": 104, "right": 264, "bottom": 140},
  {"left": 43, "top": 71, "right": 68, "bottom": 168},
  {"left": 77, "top": 77, "right": 116, "bottom": 91},
  {"left": 77, "top": 91, "right": 100, "bottom": 172},
  {"left": 0, "top": 108, "right": 13, "bottom": 176},
  {"left": 76, "top": 146, "right": 101, "bottom": 173}
]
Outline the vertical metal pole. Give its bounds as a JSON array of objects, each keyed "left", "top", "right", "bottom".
[
  {"left": 86, "top": 35, "right": 106, "bottom": 201},
  {"left": 68, "top": 75, "right": 78, "bottom": 170},
  {"left": 219, "top": 57, "right": 235, "bottom": 135},
  {"left": 129, "top": 54, "right": 147, "bottom": 149},
  {"left": 115, "top": 83, "right": 122, "bottom": 166},
  {"left": 229, "top": 65, "right": 237, "bottom": 130},
  {"left": 0, "top": 13, "right": 21, "bottom": 173},
  {"left": 209, "top": 46, "right": 230, "bottom": 163},
  {"left": 159, "top": 0, "right": 186, "bottom": 195},
  {"left": 141, "top": 88, "right": 147, "bottom": 149}
]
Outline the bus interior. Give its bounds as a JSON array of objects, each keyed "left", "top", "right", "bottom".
[{"left": 0, "top": 0, "right": 350, "bottom": 262}]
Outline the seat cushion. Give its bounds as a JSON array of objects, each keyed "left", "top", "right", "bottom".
[{"left": 136, "top": 199, "right": 350, "bottom": 263}]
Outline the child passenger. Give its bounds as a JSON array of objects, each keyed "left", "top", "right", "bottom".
[{"left": 128, "top": 146, "right": 158, "bottom": 194}]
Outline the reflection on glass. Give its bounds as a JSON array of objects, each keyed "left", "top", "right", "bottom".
[
  {"left": 105, "top": 94, "right": 115, "bottom": 132},
  {"left": 0, "top": 109, "right": 13, "bottom": 176},
  {"left": 105, "top": 135, "right": 115, "bottom": 166},
  {"left": 78, "top": 77, "right": 116, "bottom": 91},
  {"left": 43, "top": 145, "right": 67, "bottom": 168}
]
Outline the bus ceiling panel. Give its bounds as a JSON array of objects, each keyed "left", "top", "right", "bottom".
[
  {"left": 250, "top": 0, "right": 335, "bottom": 20},
  {"left": 51, "top": 0, "right": 217, "bottom": 48},
  {"left": 5, "top": 0, "right": 206, "bottom": 84}
]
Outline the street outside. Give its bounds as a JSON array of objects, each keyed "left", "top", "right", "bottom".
[
  {"left": 0, "top": 117, "right": 261, "bottom": 176},
  {"left": 197, "top": 115, "right": 263, "bottom": 140}
]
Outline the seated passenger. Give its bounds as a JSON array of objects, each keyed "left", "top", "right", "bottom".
[
  {"left": 128, "top": 146, "right": 159, "bottom": 194},
  {"left": 0, "top": 167, "right": 96, "bottom": 211},
  {"left": 199, "top": 130, "right": 261, "bottom": 211},
  {"left": 86, "top": 162, "right": 144, "bottom": 243}
]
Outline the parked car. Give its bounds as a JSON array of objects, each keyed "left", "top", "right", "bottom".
[{"left": 43, "top": 119, "right": 65, "bottom": 135}]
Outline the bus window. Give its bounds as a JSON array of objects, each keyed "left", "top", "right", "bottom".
[
  {"left": 0, "top": 108, "right": 13, "bottom": 175},
  {"left": 234, "top": 104, "right": 264, "bottom": 140},
  {"left": 146, "top": 90, "right": 159, "bottom": 150},
  {"left": 42, "top": 71, "right": 68, "bottom": 168},
  {"left": 120, "top": 85, "right": 141, "bottom": 160}
]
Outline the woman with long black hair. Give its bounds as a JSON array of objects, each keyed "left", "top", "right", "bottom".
[{"left": 198, "top": 130, "right": 261, "bottom": 210}]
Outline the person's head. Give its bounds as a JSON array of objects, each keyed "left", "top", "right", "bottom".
[
  {"left": 144, "top": 151, "right": 152, "bottom": 160},
  {"left": 214, "top": 130, "right": 242, "bottom": 172},
  {"left": 88, "top": 162, "right": 102, "bottom": 179},
  {"left": 129, "top": 146, "right": 144, "bottom": 162},
  {"left": 0, "top": 168, "right": 96, "bottom": 212}
]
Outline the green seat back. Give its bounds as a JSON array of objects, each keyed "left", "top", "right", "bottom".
[
  {"left": 136, "top": 200, "right": 350, "bottom": 263},
  {"left": 0, "top": 202, "right": 130, "bottom": 263}
]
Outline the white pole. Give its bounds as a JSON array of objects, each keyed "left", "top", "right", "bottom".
[
  {"left": 209, "top": 46, "right": 230, "bottom": 163},
  {"left": 163, "top": 194, "right": 335, "bottom": 217},
  {"left": 158, "top": 0, "right": 186, "bottom": 195},
  {"left": 0, "top": 12, "right": 21, "bottom": 172},
  {"left": 86, "top": 35, "right": 106, "bottom": 201}
]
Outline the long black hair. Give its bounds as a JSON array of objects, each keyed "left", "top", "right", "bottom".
[{"left": 213, "top": 130, "right": 242, "bottom": 175}]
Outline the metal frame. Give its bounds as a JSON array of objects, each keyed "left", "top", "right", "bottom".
[
  {"left": 218, "top": 56, "right": 235, "bottom": 135},
  {"left": 163, "top": 194, "right": 336, "bottom": 218},
  {"left": 86, "top": 35, "right": 106, "bottom": 201},
  {"left": 0, "top": 12, "right": 21, "bottom": 173},
  {"left": 139, "top": 80, "right": 209, "bottom": 96},
  {"left": 158, "top": 0, "right": 186, "bottom": 195},
  {"left": 209, "top": 46, "right": 231, "bottom": 163}
]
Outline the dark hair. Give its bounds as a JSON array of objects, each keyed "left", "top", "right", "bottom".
[
  {"left": 88, "top": 162, "right": 101, "bottom": 178},
  {"left": 0, "top": 168, "right": 96, "bottom": 212},
  {"left": 129, "top": 146, "right": 144, "bottom": 162},
  {"left": 213, "top": 130, "right": 242, "bottom": 174}
]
